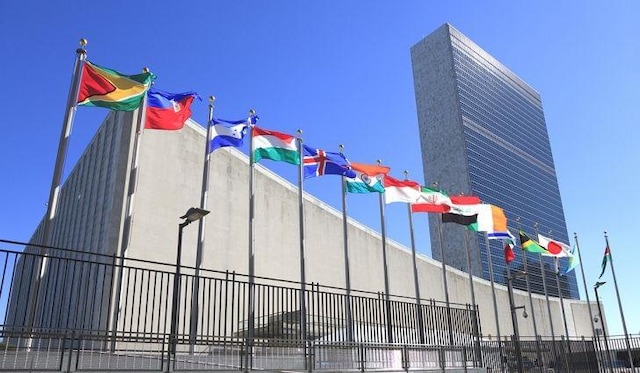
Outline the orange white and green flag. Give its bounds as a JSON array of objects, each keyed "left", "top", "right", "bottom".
[
  {"left": 77, "top": 61, "right": 155, "bottom": 111},
  {"left": 345, "top": 162, "right": 390, "bottom": 193}
]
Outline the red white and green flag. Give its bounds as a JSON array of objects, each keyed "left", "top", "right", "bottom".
[
  {"left": 599, "top": 246, "right": 611, "bottom": 279},
  {"left": 410, "top": 186, "right": 452, "bottom": 213},
  {"left": 504, "top": 242, "right": 515, "bottom": 264},
  {"left": 252, "top": 126, "right": 300, "bottom": 165},
  {"left": 383, "top": 175, "right": 421, "bottom": 204},
  {"left": 77, "top": 61, "right": 155, "bottom": 111}
]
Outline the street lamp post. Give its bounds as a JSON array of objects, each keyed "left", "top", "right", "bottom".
[
  {"left": 594, "top": 281, "right": 613, "bottom": 373},
  {"left": 506, "top": 269, "right": 529, "bottom": 373},
  {"left": 170, "top": 208, "right": 210, "bottom": 358}
]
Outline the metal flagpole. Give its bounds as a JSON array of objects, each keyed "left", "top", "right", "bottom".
[
  {"left": 594, "top": 281, "right": 614, "bottom": 373},
  {"left": 462, "top": 229, "right": 482, "bottom": 365},
  {"left": 548, "top": 230, "right": 570, "bottom": 339},
  {"left": 189, "top": 96, "right": 215, "bottom": 350},
  {"left": 484, "top": 234, "right": 505, "bottom": 371},
  {"left": 534, "top": 223, "right": 556, "bottom": 346},
  {"left": 604, "top": 231, "right": 635, "bottom": 371},
  {"left": 515, "top": 218, "right": 542, "bottom": 365},
  {"left": 244, "top": 109, "right": 257, "bottom": 372},
  {"left": 434, "top": 182, "right": 454, "bottom": 346},
  {"left": 378, "top": 161, "right": 393, "bottom": 344},
  {"left": 573, "top": 233, "right": 597, "bottom": 339},
  {"left": 404, "top": 171, "right": 425, "bottom": 344},
  {"left": 554, "top": 257, "right": 570, "bottom": 332},
  {"left": 109, "top": 68, "right": 150, "bottom": 349},
  {"left": 297, "top": 130, "right": 309, "bottom": 364},
  {"left": 339, "top": 145, "right": 354, "bottom": 342},
  {"left": 28, "top": 38, "right": 87, "bottom": 346}
]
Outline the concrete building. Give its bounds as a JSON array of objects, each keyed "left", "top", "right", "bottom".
[
  {"left": 7, "top": 107, "right": 597, "bottom": 340},
  {"left": 411, "top": 24, "right": 579, "bottom": 300}
]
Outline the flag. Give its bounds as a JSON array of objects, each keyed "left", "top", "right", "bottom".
[
  {"left": 565, "top": 243, "right": 579, "bottom": 274},
  {"left": 519, "top": 231, "right": 547, "bottom": 253},
  {"left": 504, "top": 242, "right": 515, "bottom": 264},
  {"left": 442, "top": 212, "right": 478, "bottom": 225},
  {"left": 383, "top": 175, "right": 421, "bottom": 204},
  {"left": 537, "top": 234, "right": 572, "bottom": 257},
  {"left": 345, "top": 162, "right": 390, "bottom": 193},
  {"left": 252, "top": 126, "right": 300, "bottom": 165},
  {"left": 410, "top": 187, "right": 452, "bottom": 213},
  {"left": 468, "top": 205, "right": 514, "bottom": 242},
  {"left": 145, "top": 88, "right": 199, "bottom": 130},
  {"left": 599, "top": 246, "right": 611, "bottom": 278},
  {"left": 208, "top": 118, "right": 249, "bottom": 153},
  {"left": 439, "top": 195, "right": 483, "bottom": 224},
  {"left": 77, "top": 61, "right": 154, "bottom": 111},
  {"left": 303, "top": 145, "right": 356, "bottom": 178}
]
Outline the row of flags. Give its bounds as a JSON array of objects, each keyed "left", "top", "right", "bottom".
[{"left": 75, "top": 58, "right": 613, "bottom": 282}]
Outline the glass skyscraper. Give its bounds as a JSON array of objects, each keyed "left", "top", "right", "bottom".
[{"left": 411, "top": 24, "right": 578, "bottom": 299}]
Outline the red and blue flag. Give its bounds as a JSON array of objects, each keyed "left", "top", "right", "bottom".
[
  {"left": 145, "top": 88, "right": 200, "bottom": 130},
  {"left": 303, "top": 145, "right": 356, "bottom": 179}
]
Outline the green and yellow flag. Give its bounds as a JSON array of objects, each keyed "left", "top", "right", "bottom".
[
  {"left": 77, "top": 61, "right": 155, "bottom": 111},
  {"left": 518, "top": 230, "right": 547, "bottom": 253}
]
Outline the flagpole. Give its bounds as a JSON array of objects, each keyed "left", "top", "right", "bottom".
[
  {"left": 604, "top": 231, "right": 635, "bottom": 371},
  {"left": 189, "top": 96, "right": 215, "bottom": 350},
  {"left": 483, "top": 234, "right": 505, "bottom": 371},
  {"left": 593, "top": 282, "right": 614, "bottom": 373},
  {"left": 339, "top": 145, "right": 354, "bottom": 342},
  {"left": 462, "top": 229, "right": 482, "bottom": 364},
  {"left": 534, "top": 223, "right": 556, "bottom": 346},
  {"left": 297, "top": 130, "right": 309, "bottom": 355},
  {"left": 515, "top": 218, "right": 542, "bottom": 365},
  {"left": 244, "top": 109, "right": 257, "bottom": 372},
  {"left": 378, "top": 160, "right": 393, "bottom": 344},
  {"left": 573, "top": 233, "right": 597, "bottom": 339},
  {"left": 28, "top": 38, "right": 87, "bottom": 345},
  {"left": 404, "top": 171, "right": 424, "bottom": 344},
  {"left": 108, "top": 68, "right": 150, "bottom": 350},
  {"left": 434, "top": 182, "right": 454, "bottom": 346},
  {"left": 546, "top": 230, "right": 570, "bottom": 341}
]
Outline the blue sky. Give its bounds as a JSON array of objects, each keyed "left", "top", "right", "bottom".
[{"left": 1, "top": 1, "right": 638, "bottom": 336}]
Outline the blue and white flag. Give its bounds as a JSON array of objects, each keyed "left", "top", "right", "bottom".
[
  {"left": 208, "top": 118, "right": 249, "bottom": 154},
  {"left": 302, "top": 145, "right": 356, "bottom": 179}
]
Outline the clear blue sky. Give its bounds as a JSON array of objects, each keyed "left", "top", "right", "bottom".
[{"left": 1, "top": 1, "right": 638, "bottom": 336}]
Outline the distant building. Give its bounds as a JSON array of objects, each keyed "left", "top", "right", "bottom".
[{"left": 411, "top": 24, "right": 579, "bottom": 299}]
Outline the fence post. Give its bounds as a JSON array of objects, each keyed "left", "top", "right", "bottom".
[
  {"left": 66, "top": 330, "right": 74, "bottom": 373},
  {"left": 440, "top": 345, "right": 446, "bottom": 372},
  {"left": 462, "top": 345, "right": 468, "bottom": 373},
  {"left": 307, "top": 340, "right": 313, "bottom": 373},
  {"left": 402, "top": 344, "right": 409, "bottom": 372},
  {"left": 359, "top": 343, "right": 365, "bottom": 372}
]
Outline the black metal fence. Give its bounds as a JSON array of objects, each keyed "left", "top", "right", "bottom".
[
  {"left": 0, "top": 239, "right": 482, "bottom": 371},
  {"left": 1, "top": 239, "right": 639, "bottom": 372}
]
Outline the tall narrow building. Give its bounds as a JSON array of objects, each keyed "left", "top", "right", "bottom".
[{"left": 411, "top": 24, "right": 578, "bottom": 299}]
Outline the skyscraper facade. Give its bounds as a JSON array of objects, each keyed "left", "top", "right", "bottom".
[{"left": 411, "top": 24, "right": 579, "bottom": 299}]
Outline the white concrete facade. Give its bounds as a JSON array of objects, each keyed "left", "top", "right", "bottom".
[{"left": 38, "top": 110, "right": 596, "bottom": 339}]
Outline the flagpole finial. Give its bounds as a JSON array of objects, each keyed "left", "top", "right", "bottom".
[
  {"left": 209, "top": 96, "right": 215, "bottom": 104},
  {"left": 249, "top": 109, "right": 256, "bottom": 117},
  {"left": 79, "top": 38, "right": 88, "bottom": 48},
  {"left": 142, "top": 67, "right": 150, "bottom": 73},
  {"left": 339, "top": 144, "right": 344, "bottom": 152},
  {"left": 376, "top": 159, "right": 382, "bottom": 166},
  {"left": 403, "top": 170, "right": 408, "bottom": 180},
  {"left": 534, "top": 222, "right": 538, "bottom": 228}
]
